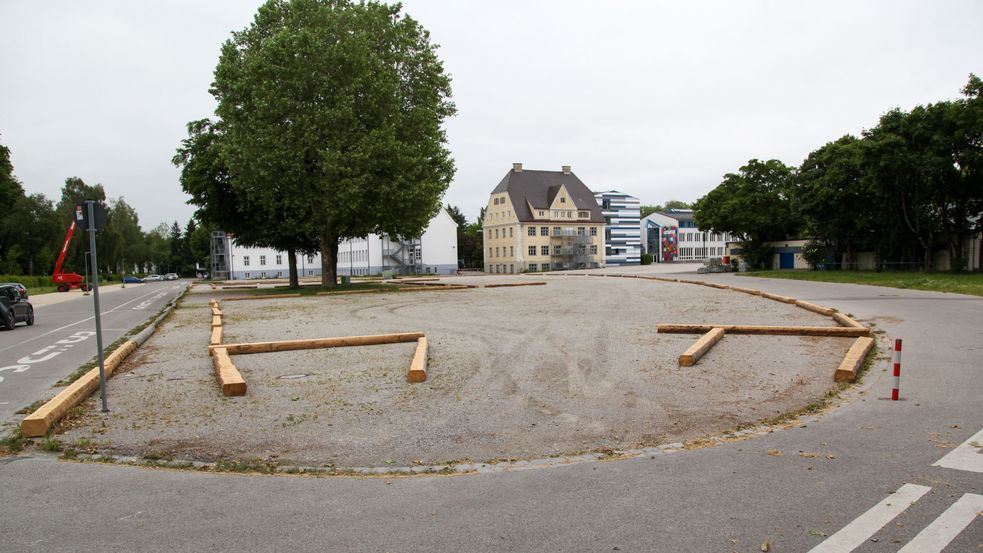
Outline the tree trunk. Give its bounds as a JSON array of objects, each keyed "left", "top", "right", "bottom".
[
  {"left": 286, "top": 247, "right": 299, "bottom": 288},
  {"left": 319, "top": 232, "right": 338, "bottom": 287}
]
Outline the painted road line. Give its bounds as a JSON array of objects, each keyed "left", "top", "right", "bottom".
[
  {"left": 0, "top": 286, "right": 174, "bottom": 354},
  {"left": 807, "top": 483, "right": 931, "bottom": 553},
  {"left": 897, "top": 493, "right": 983, "bottom": 553},
  {"left": 932, "top": 427, "right": 983, "bottom": 473}
]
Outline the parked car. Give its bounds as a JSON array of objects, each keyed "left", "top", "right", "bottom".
[
  {"left": 164, "top": 273, "right": 179, "bottom": 281},
  {"left": 122, "top": 276, "right": 144, "bottom": 284},
  {"left": 0, "top": 283, "right": 34, "bottom": 330},
  {"left": 144, "top": 274, "right": 163, "bottom": 281}
]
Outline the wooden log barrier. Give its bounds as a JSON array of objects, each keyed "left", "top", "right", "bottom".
[
  {"left": 211, "top": 315, "right": 222, "bottom": 328},
  {"left": 407, "top": 337, "right": 429, "bottom": 383},
  {"left": 760, "top": 292, "right": 797, "bottom": 304},
  {"left": 834, "top": 336, "right": 876, "bottom": 383},
  {"left": 211, "top": 332, "right": 426, "bottom": 355},
  {"left": 483, "top": 282, "right": 547, "bottom": 288},
  {"left": 209, "top": 325, "right": 223, "bottom": 352},
  {"left": 316, "top": 289, "right": 385, "bottom": 296},
  {"left": 21, "top": 341, "right": 138, "bottom": 437},
  {"left": 832, "top": 312, "right": 866, "bottom": 329},
  {"left": 211, "top": 347, "right": 247, "bottom": 396},
  {"left": 730, "top": 286, "right": 762, "bottom": 296},
  {"left": 679, "top": 327, "right": 725, "bottom": 367},
  {"left": 657, "top": 324, "right": 869, "bottom": 337},
  {"left": 795, "top": 300, "right": 836, "bottom": 316}
]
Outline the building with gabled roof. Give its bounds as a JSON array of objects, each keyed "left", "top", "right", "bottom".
[{"left": 483, "top": 163, "right": 606, "bottom": 273}]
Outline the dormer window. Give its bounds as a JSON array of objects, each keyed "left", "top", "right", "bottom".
[{"left": 560, "top": 197, "right": 566, "bottom": 204}]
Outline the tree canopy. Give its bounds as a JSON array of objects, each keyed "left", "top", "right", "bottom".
[{"left": 180, "top": 0, "right": 456, "bottom": 286}]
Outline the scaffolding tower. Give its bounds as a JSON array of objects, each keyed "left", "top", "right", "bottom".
[
  {"left": 381, "top": 235, "right": 421, "bottom": 275},
  {"left": 209, "top": 231, "right": 231, "bottom": 281},
  {"left": 550, "top": 228, "right": 595, "bottom": 270}
]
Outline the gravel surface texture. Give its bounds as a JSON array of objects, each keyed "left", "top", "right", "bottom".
[{"left": 60, "top": 276, "right": 851, "bottom": 468}]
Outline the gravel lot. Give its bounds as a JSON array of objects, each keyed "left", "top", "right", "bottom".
[{"left": 60, "top": 275, "right": 851, "bottom": 468}]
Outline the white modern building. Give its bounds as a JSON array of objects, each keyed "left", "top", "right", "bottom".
[
  {"left": 593, "top": 190, "right": 641, "bottom": 265},
  {"left": 223, "top": 209, "right": 459, "bottom": 279},
  {"left": 641, "top": 209, "right": 733, "bottom": 262}
]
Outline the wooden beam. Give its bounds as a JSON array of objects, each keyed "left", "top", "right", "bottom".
[
  {"left": 211, "top": 332, "right": 426, "bottom": 355},
  {"left": 760, "top": 292, "right": 797, "bottom": 304},
  {"left": 833, "top": 312, "right": 866, "bottom": 329},
  {"left": 212, "top": 347, "right": 246, "bottom": 396},
  {"left": 730, "top": 286, "right": 762, "bottom": 296},
  {"left": 211, "top": 315, "right": 222, "bottom": 328},
  {"left": 701, "top": 282, "right": 731, "bottom": 290},
  {"left": 209, "top": 325, "right": 223, "bottom": 351},
  {"left": 657, "top": 324, "right": 869, "bottom": 337},
  {"left": 795, "top": 300, "right": 836, "bottom": 316},
  {"left": 484, "top": 282, "right": 547, "bottom": 288},
  {"left": 679, "top": 327, "right": 725, "bottom": 366},
  {"left": 21, "top": 341, "right": 137, "bottom": 437},
  {"left": 407, "top": 337, "right": 428, "bottom": 383},
  {"left": 834, "top": 336, "right": 875, "bottom": 382},
  {"left": 398, "top": 285, "right": 472, "bottom": 292},
  {"left": 316, "top": 289, "right": 384, "bottom": 296},
  {"left": 221, "top": 284, "right": 258, "bottom": 290}
]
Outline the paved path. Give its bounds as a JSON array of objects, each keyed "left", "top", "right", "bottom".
[
  {"left": 0, "top": 281, "right": 188, "bottom": 427},
  {"left": 0, "top": 270, "right": 979, "bottom": 552}
]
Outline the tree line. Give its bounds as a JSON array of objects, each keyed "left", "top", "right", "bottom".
[
  {"left": 0, "top": 138, "right": 207, "bottom": 281},
  {"left": 695, "top": 74, "right": 982, "bottom": 271}
]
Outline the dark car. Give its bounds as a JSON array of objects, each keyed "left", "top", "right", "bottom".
[
  {"left": 0, "top": 282, "right": 28, "bottom": 299},
  {"left": 122, "top": 276, "right": 144, "bottom": 284},
  {"left": 0, "top": 284, "right": 34, "bottom": 330}
]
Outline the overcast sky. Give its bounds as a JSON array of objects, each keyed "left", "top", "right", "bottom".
[{"left": 2, "top": 1, "right": 981, "bottom": 230}]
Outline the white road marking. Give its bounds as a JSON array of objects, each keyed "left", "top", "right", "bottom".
[
  {"left": 932, "top": 427, "right": 983, "bottom": 473},
  {"left": 0, "top": 287, "right": 173, "bottom": 354},
  {"left": 897, "top": 493, "right": 983, "bottom": 552},
  {"left": 807, "top": 483, "right": 931, "bottom": 553}
]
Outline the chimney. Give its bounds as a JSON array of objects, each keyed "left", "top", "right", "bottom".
[
  {"left": 561, "top": 165, "right": 571, "bottom": 175},
  {"left": 512, "top": 162, "right": 523, "bottom": 172}
]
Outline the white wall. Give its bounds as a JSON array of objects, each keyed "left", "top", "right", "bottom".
[{"left": 420, "top": 209, "right": 458, "bottom": 270}]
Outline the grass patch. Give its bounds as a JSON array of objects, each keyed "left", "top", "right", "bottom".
[
  {"left": 738, "top": 270, "right": 983, "bottom": 297},
  {"left": 0, "top": 429, "right": 28, "bottom": 455}
]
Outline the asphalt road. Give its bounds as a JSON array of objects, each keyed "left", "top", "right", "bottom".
[
  {"left": 0, "top": 280, "right": 187, "bottom": 427},
  {"left": 0, "top": 271, "right": 980, "bottom": 552}
]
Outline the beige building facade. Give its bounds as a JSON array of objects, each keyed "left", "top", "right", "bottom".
[{"left": 483, "top": 163, "right": 606, "bottom": 273}]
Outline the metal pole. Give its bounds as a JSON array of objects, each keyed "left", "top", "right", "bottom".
[
  {"left": 121, "top": 258, "right": 125, "bottom": 288},
  {"left": 86, "top": 201, "right": 109, "bottom": 413},
  {"left": 83, "top": 251, "right": 91, "bottom": 296}
]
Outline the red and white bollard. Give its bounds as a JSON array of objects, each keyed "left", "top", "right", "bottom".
[{"left": 892, "top": 339, "right": 902, "bottom": 401}]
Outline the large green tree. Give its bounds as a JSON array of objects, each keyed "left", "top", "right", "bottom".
[
  {"left": 794, "top": 135, "right": 876, "bottom": 268},
  {"left": 694, "top": 159, "right": 800, "bottom": 268},
  {"left": 54, "top": 177, "right": 108, "bottom": 276},
  {"left": 208, "top": 0, "right": 455, "bottom": 287}
]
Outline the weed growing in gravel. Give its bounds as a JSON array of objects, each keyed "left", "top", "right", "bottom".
[
  {"left": 0, "top": 429, "right": 27, "bottom": 455},
  {"left": 40, "top": 438, "right": 62, "bottom": 452}
]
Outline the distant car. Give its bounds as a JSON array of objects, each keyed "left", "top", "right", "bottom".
[
  {"left": 0, "top": 283, "right": 34, "bottom": 330},
  {"left": 164, "top": 273, "right": 179, "bottom": 281},
  {"left": 144, "top": 274, "right": 163, "bottom": 281},
  {"left": 122, "top": 276, "right": 144, "bottom": 284}
]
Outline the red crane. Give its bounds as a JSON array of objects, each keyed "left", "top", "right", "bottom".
[{"left": 52, "top": 220, "right": 91, "bottom": 292}]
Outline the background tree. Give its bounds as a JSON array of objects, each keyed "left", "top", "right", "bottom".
[
  {"left": 794, "top": 135, "right": 875, "bottom": 268},
  {"left": 209, "top": 0, "right": 456, "bottom": 287},
  {"left": 694, "top": 159, "right": 799, "bottom": 268},
  {"left": 54, "top": 177, "right": 108, "bottom": 276}
]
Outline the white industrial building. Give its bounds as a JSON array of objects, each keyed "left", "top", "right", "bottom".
[
  {"left": 221, "top": 209, "right": 459, "bottom": 279},
  {"left": 641, "top": 209, "right": 734, "bottom": 262}
]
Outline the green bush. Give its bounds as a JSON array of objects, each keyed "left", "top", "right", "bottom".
[
  {"left": 0, "top": 274, "right": 55, "bottom": 288},
  {"left": 640, "top": 253, "right": 653, "bottom": 265}
]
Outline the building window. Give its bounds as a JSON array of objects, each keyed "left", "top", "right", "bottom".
[
  {"left": 495, "top": 229, "right": 499, "bottom": 239},
  {"left": 577, "top": 227, "right": 585, "bottom": 236},
  {"left": 528, "top": 246, "right": 536, "bottom": 256},
  {"left": 488, "top": 247, "right": 493, "bottom": 258},
  {"left": 528, "top": 226, "right": 535, "bottom": 236},
  {"left": 590, "top": 245, "right": 598, "bottom": 254},
  {"left": 260, "top": 255, "right": 266, "bottom": 266},
  {"left": 509, "top": 227, "right": 513, "bottom": 238},
  {"left": 529, "top": 263, "right": 538, "bottom": 272},
  {"left": 542, "top": 263, "right": 550, "bottom": 271},
  {"left": 590, "top": 227, "right": 597, "bottom": 236},
  {"left": 244, "top": 272, "right": 250, "bottom": 278},
  {"left": 541, "top": 245, "right": 549, "bottom": 256},
  {"left": 578, "top": 211, "right": 588, "bottom": 218},
  {"left": 553, "top": 226, "right": 561, "bottom": 235},
  {"left": 540, "top": 226, "right": 548, "bottom": 236},
  {"left": 560, "top": 197, "right": 566, "bottom": 203},
  {"left": 243, "top": 256, "right": 250, "bottom": 266},
  {"left": 277, "top": 271, "right": 282, "bottom": 277},
  {"left": 509, "top": 246, "right": 514, "bottom": 257},
  {"left": 510, "top": 264, "right": 514, "bottom": 274},
  {"left": 554, "top": 245, "right": 561, "bottom": 255},
  {"left": 276, "top": 254, "right": 282, "bottom": 265},
  {"left": 308, "top": 255, "right": 314, "bottom": 264},
  {"left": 538, "top": 210, "right": 545, "bottom": 217},
  {"left": 496, "top": 247, "right": 500, "bottom": 257}
]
